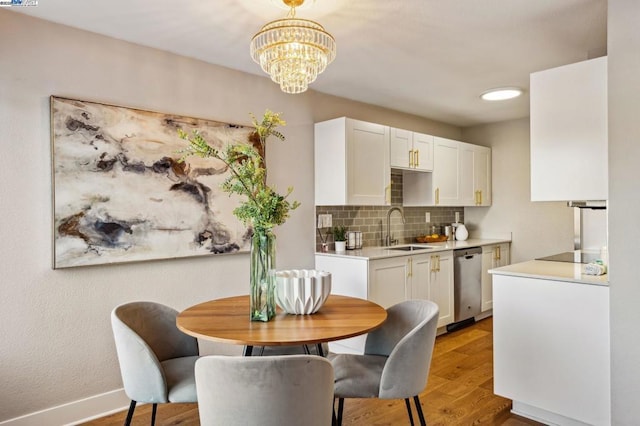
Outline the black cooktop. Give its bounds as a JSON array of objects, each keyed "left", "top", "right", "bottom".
[{"left": 536, "top": 251, "right": 600, "bottom": 264}]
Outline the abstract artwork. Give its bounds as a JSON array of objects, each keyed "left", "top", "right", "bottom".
[{"left": 51, "top": 97, "right": 256, "bottom": 268}]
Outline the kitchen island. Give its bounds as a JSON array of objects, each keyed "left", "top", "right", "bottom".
[{"left": 490, "top": 259, "right": 610, "bottom": 426}]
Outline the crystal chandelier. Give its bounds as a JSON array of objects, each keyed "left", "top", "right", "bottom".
[{"left": 250, "top": 0, "right": 336, "bottom": 94}]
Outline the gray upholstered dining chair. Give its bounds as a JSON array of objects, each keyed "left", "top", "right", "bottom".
[
  {"left": 111, "top": 301, "right": 200, "bottom": 426},
  {"left": 329, "top": 299, "right": 439, "bottom": 426},
  {"left": 195, "top": 354, "right": 335, "bottom": 426}
]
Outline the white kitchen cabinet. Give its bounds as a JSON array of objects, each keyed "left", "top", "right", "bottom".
[
  {"left": 403, "top": 137, "right": 491, "bottom": 207},
  {"left": 480, "top": 243, "right": 509, "bottom": 312},
  {"left": 432, "top": 137, "right": 460, "bottom": 205},
  {"left": 457, "top": 142, "right": 492, "bottom": 206},
  {"left": 316, "top": 250, "right": 454, "bottom": 352},
  {"left": 368, "top": 256, "right": 411, "bottom": 308},
  {"left": 315, "top": 117, "right": 390, "bottom": 205},
  {"left": 530, "top": 56, "right": 608, "bottom": 201},
  {"left": 426, "top": 251, "right": 454, "bottom": 328},
  {"left": 472, "top": 144, "right": 491, "bottom": 206},
  {"left": 369, "top": 252, "right": 453, "bottom": 328},
  {"left": 390, "top": 128, "right": 434, "bottom": 171},
  {"left": 493, "top": 274, "right": 610, "bottom": 425}
]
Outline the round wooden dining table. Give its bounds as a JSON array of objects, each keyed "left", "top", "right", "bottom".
[{"left": 177, "top": 294, "right": 387, "bottom": 356}]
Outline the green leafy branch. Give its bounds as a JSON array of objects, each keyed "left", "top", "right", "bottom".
[{"left": 178, "top": 110, "right": 300, "bottom": 234}]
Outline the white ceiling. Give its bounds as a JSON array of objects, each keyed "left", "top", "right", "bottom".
[{"left": 11, "top": 0, "right": 607, "bottom": 127}]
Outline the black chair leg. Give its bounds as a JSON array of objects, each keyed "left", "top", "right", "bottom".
[
  {"left": 336, "top": 398, "right": 345, "bottom": 426},
  {"left": 124, "top": 400, "right": 136, "bottom": 426},
  {"left": 150, "top": 403, "right": 157, "bottom": 426},
  {"left": 413, "top": 395, "right": 426, "bottom": 426},
  {"left": 405, "top": 398, "right": 415, "bottom": 425}
]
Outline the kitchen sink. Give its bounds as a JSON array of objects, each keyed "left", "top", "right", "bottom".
[{"left": 387, "top": 245, "right": 436, "bottom": 251}]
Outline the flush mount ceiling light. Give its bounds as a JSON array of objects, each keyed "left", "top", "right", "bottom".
[
  {"left": 250, "top": 0, "right": 337, "bottom": 94},
  {"left": 480, "top": 87, "right": 524, "bottom": 101}
]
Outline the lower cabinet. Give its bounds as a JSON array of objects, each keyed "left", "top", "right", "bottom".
[
  {"left": 363, "top": 251, "right": 454, "bottom": 329},
  {"left": 481, "top": 243, "right": 510, "bottom": 312},
  {"left": 316, "top": 251, "right": 454, "bottom": 352}
]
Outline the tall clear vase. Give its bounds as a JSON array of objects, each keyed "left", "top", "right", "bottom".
[{"left": 250, "top": 229, "right": 276, "bottom": 322}]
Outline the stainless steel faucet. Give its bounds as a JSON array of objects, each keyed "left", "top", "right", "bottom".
[{"left": 385, "top": 206, "right": 406, "bottom": 246}]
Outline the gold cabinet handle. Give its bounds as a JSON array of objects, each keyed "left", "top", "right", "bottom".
[
  {"left": 385, "top": 184, "right": 391, "bottom": 204},
  {"left": 435, "top": 188, "right": 440, "bottom": 205},
  {"left": 408, "top": 258, "right": 413, "bottom": 277},
  {"left": 409, "top": 149, "right": 414, "bottom": 168},
  {"left": 431, "top": 255, "right": 441, "bottom": 272},
  {"left": 497, "top": 246, "right": 501, "bottom": 261},
  {"left": 415, "top": 150, "right": 419, "bottom": 167}
]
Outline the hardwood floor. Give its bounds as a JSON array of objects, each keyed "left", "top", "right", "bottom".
[{"left": 82, "top": 317, "right": 542, "bottom": 426}]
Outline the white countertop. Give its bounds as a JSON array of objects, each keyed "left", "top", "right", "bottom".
[
  {"left": 316, "top": 238, "right": 511, "bottom": 260},
  {"left": 490, "top": 260, "right": 609, "bottom": 286}
]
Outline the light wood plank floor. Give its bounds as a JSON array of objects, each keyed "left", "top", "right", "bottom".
[{"left": 83, "top": 317, "right": 542, "bottom": 425}]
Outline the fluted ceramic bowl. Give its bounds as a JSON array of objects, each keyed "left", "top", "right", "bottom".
[{"left": 274, "top": 269, "right": 332, "bottom": 315}]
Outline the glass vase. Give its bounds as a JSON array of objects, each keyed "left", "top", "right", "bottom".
[{"left": 250, "top": 229, "right": 276, "bottom": 322}]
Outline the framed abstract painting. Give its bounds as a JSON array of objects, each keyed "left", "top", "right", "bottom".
[{"left": 50, "top": 96, "right": 255, "bottom": 268}]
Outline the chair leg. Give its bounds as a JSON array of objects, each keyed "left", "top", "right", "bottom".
[
  {"left": 336, "top": 398, "right": 345, "bottom": 426},
  {"left": 405, "top": 398, "right": 415, "bottom": 425},
  {"left": 413, "top": 395, "right": 426, "bottom": 426},
  {"left": 150, "top": 403, "right": 157, "bottom": 426},
  {"left": 124, "top": 400, "right": 136, "bottom": 426}
]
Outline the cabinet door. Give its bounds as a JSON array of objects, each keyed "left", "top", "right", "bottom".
[
  {"left": 433, "top": 137, "right": 460, "bottom": 206},
  {"left": 530, "top": 57, "right": 607, "bottom": 201},
  {"left": 473, "top": 146, "right": 492, "bottom": 206},
  {"left": 412, "top": 132, "right": 434, "bottom": 171},
  {"left": 459, "top": 143, "right": 475, "bottom": 206},
  {"left": 428, "top": 252, "right": 454, "bottom": 327},
  {"left": 409, "top": 254, "right": 432, "bottom": 300},
  {"left": 496, "top": 243, "right": 510, "bottom": 268},
  {"left": 369, "top": 257, "right": 409, "bottom": 308},
  {"left": 347, "top": 119, "right": 391, "bottom": 205},
  {"left": 481, "top": 246, "right": 494, "bottom": 312},
  {"left": 481, "top": 243, "right": 510, "bottom": 312},
  {"left": 390, "top": 128, "right": 412, "bottom": 169}
]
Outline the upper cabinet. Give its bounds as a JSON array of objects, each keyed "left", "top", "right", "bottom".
[
  {"left": 315, "top": 117, "right": 391, "bottom": 206},
  {"left": 470, "top": 143, "right": 492, "bottom": 206},
  {"left": 530, "top": 56, "right": 608, "bottom": 201},
  {"left": 390, "top": 128, "right": 434, "bottom": 171},
  {"left": 403, "top": 137, "right": 491, "bottom": 207},
  {"left": 314, "top": 117, "right": 491, "bottom": 207}
]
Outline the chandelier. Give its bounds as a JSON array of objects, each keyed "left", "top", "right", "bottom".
[{"left": 250, "top": 0, "right": 336, "bottom": 94}]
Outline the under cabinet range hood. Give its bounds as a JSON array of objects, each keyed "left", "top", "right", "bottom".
[{"left": 567, "top": 200, "right": 607, "bottom": 209}]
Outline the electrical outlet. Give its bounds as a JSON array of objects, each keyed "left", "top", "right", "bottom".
[
  {"left": 425, "top": 212, "right": 431, "bottom": 223},
  {"left": 317, "top": 214, "right": 332, "bottom": 228}
]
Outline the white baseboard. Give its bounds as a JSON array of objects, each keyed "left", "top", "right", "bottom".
[
  {"left": 512, "top": 401, "right": 592, "bottom": 426},
  {"left": 0, "top": 389, "right": 130, "bottom": 426}
]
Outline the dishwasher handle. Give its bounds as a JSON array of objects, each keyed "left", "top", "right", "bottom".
[{"left": 454, "top": 247, "right": 483, "bottom": 259}]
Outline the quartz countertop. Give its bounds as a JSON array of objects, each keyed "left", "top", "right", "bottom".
[
  {"left": 316, "top": 238, "right": 511, "bottom": 261},
  {"left": 490, "top": 260, "right": 609, "bottom": 286}
]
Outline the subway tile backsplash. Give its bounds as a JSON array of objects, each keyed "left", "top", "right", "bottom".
[{"left": 315, "top": 171, "right": 464, "bottom": 251}]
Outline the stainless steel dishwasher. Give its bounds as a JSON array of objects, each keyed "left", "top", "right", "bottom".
[{"left": 448, "top": 247, "right": 483, "bottom": 332}]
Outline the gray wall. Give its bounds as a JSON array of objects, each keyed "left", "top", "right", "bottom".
[
  {"left": 608, "top": 0, "right": 640, "bottom": 422},
  {"left": 462, "top": 118, "right": 574, "bottom": 263}
]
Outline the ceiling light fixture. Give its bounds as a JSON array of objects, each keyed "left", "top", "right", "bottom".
[
  {"left": 480, "top": 87, "right": 524, "bottom": 101},
  {"left": 250, "top": 0, "right": 336, "bottom": 94}
]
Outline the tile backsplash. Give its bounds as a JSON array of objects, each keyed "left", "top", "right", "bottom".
[{"left": 315, "top": 171, "right": 464, "bottom": 251}]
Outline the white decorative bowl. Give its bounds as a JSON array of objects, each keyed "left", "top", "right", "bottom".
[{"left": 274, "top": 269, "right": 332, "bottom": 315}]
